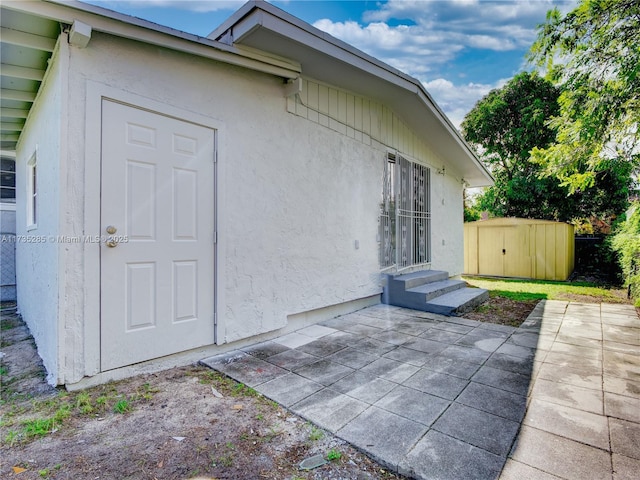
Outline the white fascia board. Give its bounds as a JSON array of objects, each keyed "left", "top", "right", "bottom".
[
  {"left": 414, "top": 88, "right": 493, "bottom": 186},
  {"left": 223, "top": 2, "right": 414, "bottom": 91},
  {"left": 216, "top": 2, "right": 492, "bottom": 186},
  {"left": 3, "top": 0, "right": 301, "bottom": 79}
]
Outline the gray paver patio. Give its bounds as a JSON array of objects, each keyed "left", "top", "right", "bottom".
[{"left": 202, "top": 299, "right": 640, "bottom": 479}]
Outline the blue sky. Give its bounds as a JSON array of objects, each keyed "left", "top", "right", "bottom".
[{"left": 86, "top": 0, "right": 577, "bottom": 127}]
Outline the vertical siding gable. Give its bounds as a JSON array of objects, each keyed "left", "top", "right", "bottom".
[{"left": 288, "top": 78, "right": 443, "bottom": 171}]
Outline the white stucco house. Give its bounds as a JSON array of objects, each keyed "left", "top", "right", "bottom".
[{"left": 1, "top": 0, "right": 492, "bottom": 387}]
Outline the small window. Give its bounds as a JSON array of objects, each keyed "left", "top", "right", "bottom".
[
  {"left": 0, "top": 156, "right": 15, "bottom": 203},
  {"left": 27, "top": 152, "right": 37, "bottom": 228}
]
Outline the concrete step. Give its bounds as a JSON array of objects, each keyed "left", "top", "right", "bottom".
[
  {"left": 383, "top": 269, "right": 489, "bottom": 316},
  {"left": 424, "top": 287, "right": 490, "bottom": 316},
  {"left": 406, "top": 279, "right": 467, "bottom": 302},
  {"left": 387, "top": 270, "right": 449, "bottom": 290}
]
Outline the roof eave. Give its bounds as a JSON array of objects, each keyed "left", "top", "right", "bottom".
[{"left": 212, "top": 1, "right": 493, "bottom": 187}]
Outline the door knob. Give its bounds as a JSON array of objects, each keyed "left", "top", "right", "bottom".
[
  {"left": 105, "top": 238, "right": 118, "bottom": 248},
  {"left": 106, "top": 225, "right": 117, "bottom": 234}
]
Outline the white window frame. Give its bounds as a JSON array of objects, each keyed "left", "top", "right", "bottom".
[
  {"left": 26, "top": 150, "right": 37, "bottom": 230},
  {"left": 0, "top": 154, "right": 16, "bottom": 205}
]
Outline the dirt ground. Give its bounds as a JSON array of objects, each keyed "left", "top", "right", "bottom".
[{"left": 0, "top": 290, "right": 624, "bottom": 479}]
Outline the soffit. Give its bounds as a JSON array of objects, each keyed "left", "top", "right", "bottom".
[{"left": 1, "top": 7, "right": 60, "bottom": 151}]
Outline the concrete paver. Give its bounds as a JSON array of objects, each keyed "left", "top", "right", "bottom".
[
  {"left": 510, "top": 425, "right": 612, "bottom": 480},
  {"left": 201, "top": 299, "right": 640, "bottom": 479}
]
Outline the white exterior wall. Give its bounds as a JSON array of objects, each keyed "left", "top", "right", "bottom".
[
  {"left": 288, "top": 79, "right": 465, "bottom": 275},
  {"left": 430, "top": 172, "right": 465, "bottom": 276},
  {"left": 23, "top": 31, "right": 465, "bottom": 384},
  {"left": 55, "top": 33, "right": 384, "bottom": 381},
  {"left": 15, "top": 41, "right": 66, "bottom": 384}
]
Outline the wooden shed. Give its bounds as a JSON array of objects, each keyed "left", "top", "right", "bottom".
[{"left": 464, "top": 218, "right": 575, "bottom": 281}]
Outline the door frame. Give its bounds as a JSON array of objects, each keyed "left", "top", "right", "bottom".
[{"left": 84, "top": 81, "right": 226, "bottom": 377}]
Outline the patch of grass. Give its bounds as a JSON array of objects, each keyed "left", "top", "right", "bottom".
[
  {"left": 23, "top": 417, "right": 56, "bottom": 438},
  {"left": 4, "top": 429, "right": 19, "bottom": 445},
  {"left": 136, "top": 382, "right": 159, "bottom": 401},
  {"left": 75, "top": 392, "right": 94, "bottom": 414},
  {"left": 464, "top": 276, "right": 626, "bottom": 302},
  {"left": 113, "top": 399, "right": 131, "bottom": 414},
  {"left": 213, "top": 453, "right": 234, "bottom": 467},
  {"left": 326, "top": 448, "right": 342, "bottom": 461},
  {"left": 308, "top": 425, "right": 324, "bottom": 441}
]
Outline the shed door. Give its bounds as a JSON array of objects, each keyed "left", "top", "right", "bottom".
[
  {"left": 477, "top": 226, "right": 531, "bottom": 278},
  {"left": 100, "top": 100, "right": 216, "bottom": 371}
]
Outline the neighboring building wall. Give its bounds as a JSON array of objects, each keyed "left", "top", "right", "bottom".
[
  {"left": 15, "top": 42, "right": 65, "bottom": 384},
  {"left": 0, "top": 207, "right": 16, "bottom": 301},
  {"left": 1, "top": 153, "right": 17, "bottom": 301}
]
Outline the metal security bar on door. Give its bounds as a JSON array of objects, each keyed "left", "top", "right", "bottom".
[{"left": 379, "top": 154, "right": 431, "bottom": 271}]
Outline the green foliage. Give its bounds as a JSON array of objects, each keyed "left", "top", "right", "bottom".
[
  {"left": 326, "top": 448, "right": 342, "bottom": 461},
  {"left": 462, "top": 71, "right": 632, "bottom": 222},
  {"left": 462, "top": 72, "right": 568, "bottom": 220},
  {"left": 464, "top": 276, "right": 626, "bottom": 302},
  {"left": 529, "top": 0, "right": 640, "bottom": 190},
  {"left": 609, "top": 202, "right": 640, "bottom": 304},
  {"left": 113, "top": 399, "right": 131, "bottom": 414},
  {"left": 463, "top": 191, "right": 482, "bottom": 222},
  {"left": 308, "top": 424, "right": 324, "bottom": 441}
]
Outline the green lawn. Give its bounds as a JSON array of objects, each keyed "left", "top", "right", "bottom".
[{"left": 463, "top": 276, "right": 629, "bottom": 304}]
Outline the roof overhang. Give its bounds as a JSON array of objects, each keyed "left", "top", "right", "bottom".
[
  {"left": 1, "top": 0, "right": 493, "bottom": 186},
  {"left": 0, "top": 0, "right": 301, "bottom": 151},
  {"left": 210, "top": 1, "right": 493, "bottom": 187}
]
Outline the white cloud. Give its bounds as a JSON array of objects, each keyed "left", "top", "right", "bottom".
[
  {"left": 312, "top": 1, "right": 577, "bottom": 123},
  {"left": 421, "top": 77, "right": 509, "bottom": 128}
]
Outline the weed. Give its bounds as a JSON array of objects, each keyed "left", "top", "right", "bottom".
[
  {"left": 256, "top": 413, "right": 264, "bottom": 421},
  {"left": 113, "top": 399, "right": 131, "bottom": 414},
  {"left": 4, "top": 429, "right": 18, "bottom": 445},
  {"left": 39, "top": 469, "right": 49, "bottom": 478},
  {"left": 75, "top": 392, "right": 94, "bottom": 414},
  {"left": 213, "top": 454, "right": 234, "bottom": 467},
  {"left": 262, "top": 427, "right": 282, "bottom": 442},
  {"left": 137, "top": 382, "right": 159, "bottom": 400},
  {"left": 0, "top": 366, "right": 8, "bottom": 376},
  {"left": 23, "top": 418, "right": 56, "bottom": 438},
  {"left": 231, "top": 382, "right": 259, "bottom": 397},
  {"left": 326, "top": 448, "right": 342, "bottom": 461},
  {"left": 308, "top": 425, "right": 324, "bottom": 441}
]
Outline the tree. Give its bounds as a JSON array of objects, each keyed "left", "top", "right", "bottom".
[
  {"left": 462, "top": 72, "right": 569, "bottom": 220},
  {"left": 462, "top": 71, "right": 632, "bottom": 222},
  {"left": 528, "top": 0, "right": 640, "bottom": 191}
]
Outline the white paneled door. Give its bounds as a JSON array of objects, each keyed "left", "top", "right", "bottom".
[{"left": 100, "top": 100, "right": 215, "bottom": 371}]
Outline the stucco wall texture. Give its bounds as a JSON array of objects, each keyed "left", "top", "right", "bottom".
[{"left": 16, "top": 31, "right": 465, "bottom": 385}]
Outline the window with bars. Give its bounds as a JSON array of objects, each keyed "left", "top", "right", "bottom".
[{"left": 379, "top": 153, "right": 431, "bottom": 270}]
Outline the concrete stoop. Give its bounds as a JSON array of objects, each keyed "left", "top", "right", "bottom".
[{"left": 383, "top": 270, "right": 488, "bottom": 316}]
